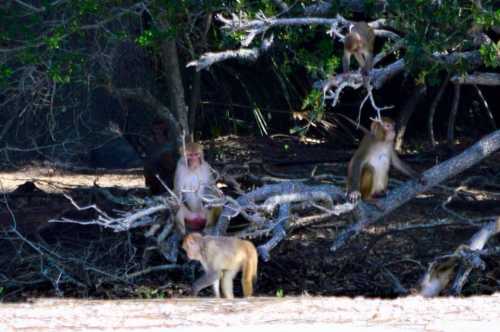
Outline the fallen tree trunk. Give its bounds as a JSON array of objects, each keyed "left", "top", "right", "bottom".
[{"left": 2, "top": 296, "right": 500, "bottom": 331}]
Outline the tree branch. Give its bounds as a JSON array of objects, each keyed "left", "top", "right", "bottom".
[{"left": 451, "top": 72, "right": 500, "bottom": 86}]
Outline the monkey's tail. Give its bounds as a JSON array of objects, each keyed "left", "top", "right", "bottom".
[{"left": 242, "top": 243, "right": 258, "bottom": 297}]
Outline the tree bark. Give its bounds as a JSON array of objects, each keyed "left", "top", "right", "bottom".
[
  {"left": 161, "top": 39, "right": 190, "bottom": 138},
  {"left": 428, "top": 73, "right": 450, "bottom": 146},
  {"left": 188, "top": 13, "right": 212, "bottom": 135}
]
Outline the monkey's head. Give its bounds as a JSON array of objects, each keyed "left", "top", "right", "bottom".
[
  {"left": 371, "top": 117, "right": 395, "bottom": 141},
  {"left": 182, "top": 232, "right": 204, "bottom": 260},
  {"left": 182, "top": 142, "right": 204, "bottom": 169}
]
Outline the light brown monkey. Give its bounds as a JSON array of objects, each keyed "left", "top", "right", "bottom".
[
  {"left": 419, "top": 217, "right": 500, "bottom": 297},
  {"left": 419, "top": 254, "right": 460, "bottom": 298},
  {"left": 174, "top": 142, "right": 220, "bottom": 234},
  {"left": 343, "top": 21, "right": 375, "bottom": 76},
  {"left": 347, "top": 117, "right": 423, "bottom": 202},
  {"left": 182, "top": 233, "right": 258, "bottom": 298}
]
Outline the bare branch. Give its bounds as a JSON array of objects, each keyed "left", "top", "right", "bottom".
[
  {"left": 187, "top": 37, "right": 274, "bottom": 71},
  {"left": 451, "top": 72, "right": 500, "bottom": 86},
  {"left": 49, "top": 194, "right": 170, "bottom": 231}
]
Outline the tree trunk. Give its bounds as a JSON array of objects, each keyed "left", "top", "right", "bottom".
[
  {"left": 447, "top": 83, "right": 461, "bottom": 147},
  {"left": 161, "top": 39, "right": 190, "bottom": 138},
  {"left": 428, "top": 73, "right": 450, "bottom": 146},
  {"left": 188, "top": 13, "right": 212, "bottom": 136}
]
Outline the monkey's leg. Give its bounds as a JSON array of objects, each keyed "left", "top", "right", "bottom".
[
  {"left": 360, "top": 165, "right": 374, "bottom": 200},
  {"left": 354, "top": 52, "right": 366, "bottom": 72},
  {"left": 221, "top": 269, "right": 238, "bottom": 299},
  {"left": 212, "top": 277, "right": 221, "bottom": 298},
  {"left": 360, "top": 165, "right": 386, "bottom": 210},
  {"left": 192, "top": 270, "right": 221, "bottom": 297}
]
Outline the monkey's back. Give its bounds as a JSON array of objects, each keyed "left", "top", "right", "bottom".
[
  {"left": 203, "top": 236, "right": 257, "bottom": 272},
  {"left": 348, "top": 22, "right": 375, "bottom": 51}
]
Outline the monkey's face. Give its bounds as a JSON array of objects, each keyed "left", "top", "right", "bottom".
[
  {"left": 186, "top": 151, "right": 202, "bottom": 169},
  {"left": 382, "top": 120, "right": 395, "bottom": 141}
]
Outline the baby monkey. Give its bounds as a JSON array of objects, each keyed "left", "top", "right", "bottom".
[
  {"left": 343, "top": 21, "right": 375, "bottom": 76},
  {"left": 182, "top": 233, "right": 258, "bottom": 298}
]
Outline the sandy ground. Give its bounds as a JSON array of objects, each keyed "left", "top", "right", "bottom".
[
  {"left": 0, "top": 168, "right": 145, "bottom": 193},
  {"left": 1, "top": 295, "right": 500, "bottom": 332}
]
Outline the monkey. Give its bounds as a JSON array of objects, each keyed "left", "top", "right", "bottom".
[
  {"left": 143, "top": 119, "right": 177, "bottom": 195},
  {"left": 419, "top": 217, "right": 500, "bottom": 297},
  {"left": 143, "top": 147, "right": 177, "bottom": 195},
  {"left": 182, "top": 233, "right": 258, "bottom": 298},
  {"left": 343, "top": 21, "right": 375, "bottom": 77},
  {"left": 419, "top": 255, "right": 460, "bottom": 298},
  {"left": 347, "top": 117, "right": 423, "bottom": 203},
  {"left": 174, "top": 142, "right": 220, "bottom": 234}
]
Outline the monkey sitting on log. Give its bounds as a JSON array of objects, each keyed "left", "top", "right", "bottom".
[
  {"left": 347, "top": 117, "right": 424, "bottom": 203},
  {"left": 174, "top": 142, "right": 220, "bottom": 234}
]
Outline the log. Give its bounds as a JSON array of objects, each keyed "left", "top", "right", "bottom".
[{"left": 1, "top": 296, "right": 500, "bottom": 331}]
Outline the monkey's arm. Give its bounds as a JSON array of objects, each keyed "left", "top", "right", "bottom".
[
  {"left": 391, "top": 151, "right": 419, "bottom": 178},
  {"left": 192, "top": 269, "right": 221, "bottom": 296},
  {"left": 347, "top": 156, "right": 364, "bottom": 203},
  {"left": 175, "top": 206, "right": 187, "bottom": 235}
]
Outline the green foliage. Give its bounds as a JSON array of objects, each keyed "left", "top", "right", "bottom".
[
  {"left": 475, "top": 8, "right": 500, "bottom": 28},
  {"left": 275, "top": 288, "right": 284, "bottom": 298},
  {"left": 0, "top": 65, "right": 13, "bottom": 86},
  {"left": 480, "top": 42, "right": 500, "bottom": 68},
  {"left": 134, "top": 286, "right": 166, "bottom": 299},
  {"left": 389, "top": 0, "right": 498, "bottom": 77}
]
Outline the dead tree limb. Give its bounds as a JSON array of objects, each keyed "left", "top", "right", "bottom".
[
  {"left": 257, "top": 203, "right": 290, "bottom": 261},
  {"left": 330, "top": 129, "right": 500, "bottom": 252},
  {"left": 450, "top": 72, "right": 500, "bottom": 86},
  {"left": 186, "top": 37, "right": 274, "bottom": 71},
  {"left": 212, "top": 182, "right": 347, "bottom": 236},
  {"left": 474, "top": 85, "right": 496, "bottom": 130}
]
